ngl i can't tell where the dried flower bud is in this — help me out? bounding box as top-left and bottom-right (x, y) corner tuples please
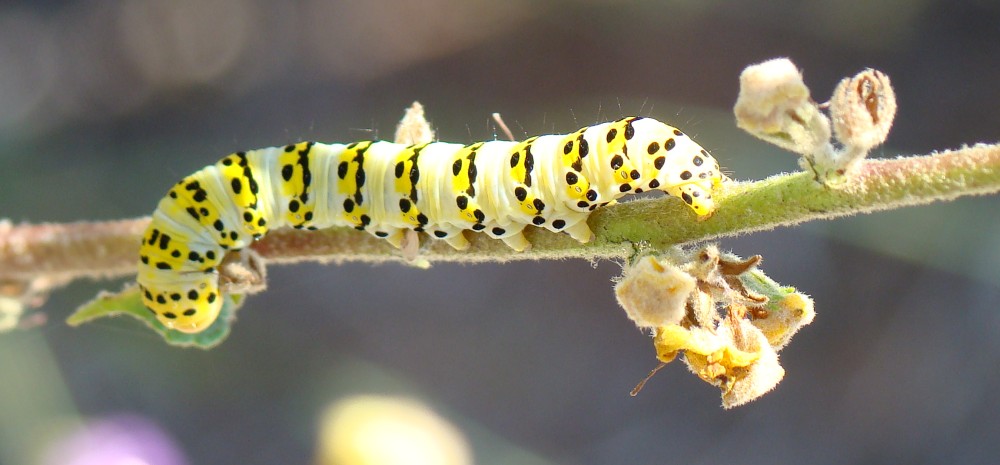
(734, 58), (810, 135)
(680, 244), (721, 282)
(394, 101), (436, 146)
(830, 69), (896, 153)
(734, 58), (833, 157)
(717, 319), (785, 409)
(739, 268), (816, 350)
(624, 245), (812, 407)
(751, 292), (815, 350)
(615, 256), (696, 328)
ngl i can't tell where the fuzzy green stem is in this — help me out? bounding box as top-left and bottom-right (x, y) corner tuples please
(1, 143), (998, 283)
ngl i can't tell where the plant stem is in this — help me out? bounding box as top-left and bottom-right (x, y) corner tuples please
(2, 142), (998, 285)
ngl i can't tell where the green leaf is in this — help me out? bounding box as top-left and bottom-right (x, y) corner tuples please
(739, 269), (798, 310)
(67, 286), (244, 349)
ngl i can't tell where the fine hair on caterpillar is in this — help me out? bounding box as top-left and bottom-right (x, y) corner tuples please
(137, 115), (723, 333)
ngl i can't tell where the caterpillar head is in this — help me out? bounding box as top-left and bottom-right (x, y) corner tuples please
(632, 119), (723, 217)
(138, 272), (223, 333)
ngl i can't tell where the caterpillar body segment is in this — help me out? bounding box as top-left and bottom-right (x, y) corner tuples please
(138, 116), (723, 333)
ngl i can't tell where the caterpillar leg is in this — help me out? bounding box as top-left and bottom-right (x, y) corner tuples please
(444, 232), (471, 250)
(500, 230), (531, 252)
(563, 221), (594, 243)
(400, 230), (421, 261)
(377, 229), (407, 249)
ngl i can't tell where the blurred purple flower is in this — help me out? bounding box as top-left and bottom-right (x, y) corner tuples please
(41, 414), (189, 465)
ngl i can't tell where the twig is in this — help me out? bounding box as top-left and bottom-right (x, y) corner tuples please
(2, 142), (998, 285)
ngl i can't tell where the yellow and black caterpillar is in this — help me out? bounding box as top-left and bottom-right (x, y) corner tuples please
(138, 116), (722, 333)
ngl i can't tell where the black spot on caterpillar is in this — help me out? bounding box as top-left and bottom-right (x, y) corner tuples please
(138, 116), (722, 333)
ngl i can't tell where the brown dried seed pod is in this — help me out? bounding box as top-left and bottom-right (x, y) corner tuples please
(830, 69), (897, 151)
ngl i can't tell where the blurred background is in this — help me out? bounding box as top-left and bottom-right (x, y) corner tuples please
(1, 0), (999, 463)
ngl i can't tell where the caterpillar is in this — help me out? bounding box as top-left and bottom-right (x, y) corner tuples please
(137, 116), (723, 333)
